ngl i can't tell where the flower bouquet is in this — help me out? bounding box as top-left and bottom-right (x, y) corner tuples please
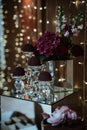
(35, 31), (84, 62)
(35, 31), (71, 62)
(34, 6), (84, 62)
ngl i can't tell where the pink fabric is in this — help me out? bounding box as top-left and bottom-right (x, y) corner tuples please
(42, 106), (77, 126)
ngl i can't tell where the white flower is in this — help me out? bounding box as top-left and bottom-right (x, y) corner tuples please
(61, 24), (66, 30)
(78, 24), (83, 30)
(62, 15), (67, 22)
(64, 31), (70, 37)
(71, 28), (77, 33)
(56, 27), (61, 33)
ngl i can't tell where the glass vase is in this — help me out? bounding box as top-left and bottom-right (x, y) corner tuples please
(45, 60), (74, 92)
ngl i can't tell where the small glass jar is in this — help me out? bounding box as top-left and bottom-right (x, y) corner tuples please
(12, 76), (26, 98)
(38, 80), (54, 104)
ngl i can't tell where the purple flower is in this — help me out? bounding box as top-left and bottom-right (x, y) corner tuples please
(36, 31), (60, 57)
(62, 24), (73, 37)
(35, 31), (84, 60)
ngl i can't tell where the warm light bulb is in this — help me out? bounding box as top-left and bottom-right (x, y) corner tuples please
(15, 42), (19, 46)
(53, 20), (56, 24)
(79, 96), (82, 100)
(33, 28), (37, 32)
(27, 36), (30, 40)
(84, 81), (87, 85)
(58, 78), (66, 82)
(46, 21), (49, 24)
(4, 11), (8, 14)
(18, 0), (21, 3)
(39, 19), (42, 23)
(82, 1), (85, 3)
(28, 16), (32, 19)
(21, 29), (25, 33)
(74, 84), (79, 88)
(39, 32), (42, 36)
(24, 5), (27, 9)
(15, 54), (20, 58)
(17, 48), (21, 53)
(20, 37), (23, 41)
(44, 6), (47, 9)
(80, 42), (84, 45)
(6, 30), (10, 33)
(21, 55), (25, 59)
(33, 16), (36, 20)
(34, 6), (37, 10)
(4, 35), (8, 38)
(55, 68), (58, 71)
(20, 33), (23, 36)
(8, 67), (11, 70)
(78, 62), (84, 65)
(39, 7), (43, 10)
(60, 64), (65, 67)
(19, 14), (23, 18)
(5, 49), (9, 53)
(27, 5), (30, 8)
(19, 42), (22, 46)
(26, 26), (30, 29)
(14, 6), (17, 9)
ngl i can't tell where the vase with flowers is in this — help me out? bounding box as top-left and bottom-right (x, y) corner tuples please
(34, 6), (84, 92)
(35, 6), (84, 62)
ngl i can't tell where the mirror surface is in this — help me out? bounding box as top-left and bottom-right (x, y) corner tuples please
(0, 0), (87, 103)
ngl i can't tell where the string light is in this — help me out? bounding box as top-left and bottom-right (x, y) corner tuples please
(33, 28), (37, 32)
(39, 19), (42, 23)
(60, 64), (65, 68)
(0, 0), (6, 88)
(78, 62), (84, 65)
(34, 6), (37, 10)
(74, 84), (79, 88)
(27, 36), (30, 40)
(21, 55), (25, 59)
(39, 32), (42, 36)
(83, 81), (87, 85)
(39, 7), (43, 10)
(58, 78), (66, 82)
(44, 6), (47, 9)
(5, 49), (10, 53)
(46, 20), (49, 24)
(18, 0), (21, 3)
(55, 68), (58, 71)
(80, 42), (84, 45)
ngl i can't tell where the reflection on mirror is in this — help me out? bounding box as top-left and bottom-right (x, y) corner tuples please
(0, 0), (87, 104)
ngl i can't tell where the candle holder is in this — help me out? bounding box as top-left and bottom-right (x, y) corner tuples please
(26, 65), (41, 101)
(11, 75), (26, 98)
(38, 81), (54, 104)
(11, 65), (26, 98)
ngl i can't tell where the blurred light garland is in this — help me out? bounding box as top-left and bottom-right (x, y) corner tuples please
(0, 0), (6, 88)
(2, 0), (47, 85)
